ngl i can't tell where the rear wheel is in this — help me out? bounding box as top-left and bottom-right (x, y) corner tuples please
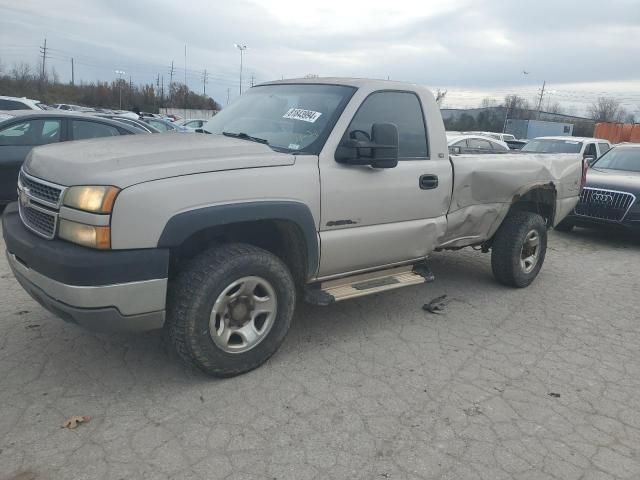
(491, 211), (547, 288)
(166, 243), (296, 377)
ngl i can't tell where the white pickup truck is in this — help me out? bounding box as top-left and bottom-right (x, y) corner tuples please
(3, 78), (584, 377)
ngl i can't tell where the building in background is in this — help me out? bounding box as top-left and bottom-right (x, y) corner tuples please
(505, 119), (573, 139)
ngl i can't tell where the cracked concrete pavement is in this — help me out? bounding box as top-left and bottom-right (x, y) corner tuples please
(1, 223), (639, 480)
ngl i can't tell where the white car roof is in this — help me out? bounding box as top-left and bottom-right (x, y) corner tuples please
(447, 133), (509, 148)
(534, 136), (610, 143)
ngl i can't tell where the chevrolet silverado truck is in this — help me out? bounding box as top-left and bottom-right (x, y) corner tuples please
(2, 78), (584, 377)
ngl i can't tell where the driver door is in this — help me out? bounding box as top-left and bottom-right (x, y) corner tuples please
(318, 90), (450, 278)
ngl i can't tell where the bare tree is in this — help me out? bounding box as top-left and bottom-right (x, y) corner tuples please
(503, 94), (530, 119)
(547, 102), (565, 114)
(480, 97), (497, 108)
(587, 97), (626, 122)
(11, 62), (33, 83)
(435, 89), (447, 107)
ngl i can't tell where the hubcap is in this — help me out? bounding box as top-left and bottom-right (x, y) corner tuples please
(209, 276), (277, 354)
(520, 229), (540, 274)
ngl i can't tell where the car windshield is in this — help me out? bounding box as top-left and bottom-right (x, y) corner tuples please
(202, 84), (356, 154)
(503, 134), (516, 141)
(521, 139), (583, 153)
(592, 147), (640, 173)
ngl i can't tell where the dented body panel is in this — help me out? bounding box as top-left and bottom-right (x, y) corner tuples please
(440, 153), (583, 247)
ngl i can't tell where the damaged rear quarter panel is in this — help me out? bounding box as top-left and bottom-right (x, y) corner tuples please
(439, 153), (582, 247)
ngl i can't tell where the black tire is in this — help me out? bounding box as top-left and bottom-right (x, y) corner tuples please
(491, 211), (547, 288)
(166, 243), (296, 377)
(554, 220), (574, 233)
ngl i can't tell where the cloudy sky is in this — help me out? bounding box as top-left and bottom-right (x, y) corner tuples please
(1, 0), (639, 115)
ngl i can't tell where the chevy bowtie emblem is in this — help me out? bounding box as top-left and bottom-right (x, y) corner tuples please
(19, 188), (31, 208)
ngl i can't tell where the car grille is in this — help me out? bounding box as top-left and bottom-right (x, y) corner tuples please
(19, 171), (63, 206)
(574, 187), (636, 222)
(17, 171), (65, 239)
(19, 203), (57, 239)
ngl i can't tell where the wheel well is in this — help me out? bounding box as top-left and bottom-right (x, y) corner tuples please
(508, 185), (557, 227)
(168, 220), (308, 287)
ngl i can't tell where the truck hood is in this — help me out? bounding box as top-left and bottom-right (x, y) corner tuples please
(24, 133), (296, 188)
(587, 168), (640, 194)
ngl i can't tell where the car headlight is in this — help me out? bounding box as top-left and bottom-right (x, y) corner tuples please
(58, 219), (111, 249)
(63, 186), (120, 213)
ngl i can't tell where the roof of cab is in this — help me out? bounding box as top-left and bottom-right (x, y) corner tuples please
(258, 76), (425, 91)
(534, 136), (610, 143)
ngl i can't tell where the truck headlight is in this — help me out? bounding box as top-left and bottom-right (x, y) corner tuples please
(58, 219), (111, 249)
(63, 186), (120, 213)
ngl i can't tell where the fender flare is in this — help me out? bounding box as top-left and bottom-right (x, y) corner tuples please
(157, 201), (319, 277)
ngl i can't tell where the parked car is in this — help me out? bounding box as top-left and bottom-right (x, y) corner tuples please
(178, 119), (207, 130)
(141, 117), (186, 132)
(521, 136), (611, 164)
(557, 144), (640, 233)
(0, 96), (47, 111)
(52, 104), (95, 112)
(0, 110), (144, 205)
(505, 139), (528, 150)
(468, 131), (517, 143)
(94, 114), (161, 133)
(447, 133), (510, 154)
(2, 78), (584, 377)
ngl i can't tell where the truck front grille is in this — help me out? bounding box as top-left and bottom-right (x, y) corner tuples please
(17, 170), (65, 240)
(19, 203), (57, 239)
(574, 187), (636, 222)
(18, 171), (63, 206)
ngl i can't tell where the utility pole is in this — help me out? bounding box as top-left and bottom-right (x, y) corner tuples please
(250, 73), (255, 88)
(184, 44), (187, 119)
(234, 44), (247, 95)
(226, 88), (230, 105)
(115, 70), (125, 110)
(202, 69), (208, 95)
(161, 75), (164, 107)
(536, 80), (546, 119)
(168, 61), (175, 105)
(70, 58), (74, 86)
(39, 38), (48, 82)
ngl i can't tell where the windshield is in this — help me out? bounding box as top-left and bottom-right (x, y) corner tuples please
(202, 84), (356, 154)
(521, 138), (583, 153)
(503, 134), (516, 141)
(592, 147), (640, 173)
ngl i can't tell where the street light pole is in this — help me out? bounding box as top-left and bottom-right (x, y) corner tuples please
(234, 44), (247, 95)
(115, 70), (126, 110)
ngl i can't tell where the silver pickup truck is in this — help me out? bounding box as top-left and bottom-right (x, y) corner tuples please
(2, 78), (584, 377)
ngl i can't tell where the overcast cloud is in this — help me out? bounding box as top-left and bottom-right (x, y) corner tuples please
(1, 0), (639, 114)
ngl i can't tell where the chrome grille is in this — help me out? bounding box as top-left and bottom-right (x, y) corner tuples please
(574, 188), (636, 222)
(19, 203), (57, 239)
(18, 171), (63, 206)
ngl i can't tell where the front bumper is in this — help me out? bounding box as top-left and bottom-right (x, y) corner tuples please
(565, 211), (640, 233)
(3, 203), (169, 332)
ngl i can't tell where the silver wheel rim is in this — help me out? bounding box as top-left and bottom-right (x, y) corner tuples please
(209, 276), (278, 354)
(520, 229), (540, 274)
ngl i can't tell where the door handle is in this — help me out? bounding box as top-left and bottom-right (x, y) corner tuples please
(419, 174), (439, 190)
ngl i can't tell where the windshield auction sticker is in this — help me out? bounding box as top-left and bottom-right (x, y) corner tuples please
(283, 108), (322, 123)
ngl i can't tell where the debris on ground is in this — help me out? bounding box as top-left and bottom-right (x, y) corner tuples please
(548, 392), (561, 398)
(62, 416), (91, 429)
(422, 295), (450, 314)
(15, 310), (30, 316)
(25, 324), (40, 329)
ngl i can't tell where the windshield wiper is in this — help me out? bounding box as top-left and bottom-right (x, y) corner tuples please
(222, 131), (269, 145)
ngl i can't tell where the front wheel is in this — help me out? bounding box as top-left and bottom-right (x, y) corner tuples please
(166, 244), (296, 377)
(491, 211), (548, 288)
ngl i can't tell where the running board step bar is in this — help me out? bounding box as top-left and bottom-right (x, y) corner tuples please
(304, 263), (435, 306)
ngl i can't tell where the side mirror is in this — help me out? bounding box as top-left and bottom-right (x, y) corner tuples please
(335, 123), (399, 168)
(583, 155), (596, 166)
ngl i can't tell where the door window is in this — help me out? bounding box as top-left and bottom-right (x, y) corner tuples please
(346, 91), (429, 159)
(71, 120), (120, 140)
(0, 119), (61, 146)
(0, 99), (27, 110)
(598, 143), (610, 154)
(467, 138), (493, 150)
(490, 140), (509, 152)
(584, 143), (597, 157)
